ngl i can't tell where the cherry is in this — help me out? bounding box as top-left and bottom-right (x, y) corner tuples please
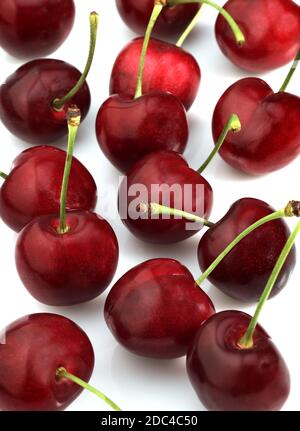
(215, 0), (300, 72)
(105, 258), (215, 359)
(0, 0), (75, 59)
(0, 146), (97, 232)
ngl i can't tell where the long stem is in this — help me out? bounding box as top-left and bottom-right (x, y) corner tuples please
(56, 367), (122, 411)
(279, 50), (300, 92)
(176, 7), (203, 47)
(53, 12), (99, 111)
(134, 1), (165, 99)
(239, 219), (300, 349)
(0, 171), (8, 180)
(58, 106), (81, 234)
(198, 113), (241, 174)
(168, 0), (245, 45)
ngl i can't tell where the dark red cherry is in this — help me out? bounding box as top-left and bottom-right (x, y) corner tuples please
(0, 313), (94, 411)
(118, 150), (213, 244)
(96, 92), (188, 173)
(0, 59), (90, 144)
(187, 311), (290, 411)
(212, 77), (300, 175)
(215, 0), (300, 72)
(0, 0), (75, 58)
(15, 211), (119, 306)
(115, 0), (200, 38)
(0, 146), (97, 232)
(105, 258), (215, 359)
(198, 198), (296, 302)
(110, 37), (200, 111)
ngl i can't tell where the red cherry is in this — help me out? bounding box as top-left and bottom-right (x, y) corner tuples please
(105, 258), (215, 359)
(187, 311), (290, 411)
(109, 37), (200, 111)
(0, 313), (94, 411)
(0, 0), (75, 58)
(215, 0), (300, 72)
(96, 92), (188, 173)
(0, 146), (97, 232)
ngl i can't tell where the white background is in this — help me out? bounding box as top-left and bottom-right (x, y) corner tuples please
(0, 0), (299, 411)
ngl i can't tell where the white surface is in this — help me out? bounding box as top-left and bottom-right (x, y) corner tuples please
(0, 0), (300, 412)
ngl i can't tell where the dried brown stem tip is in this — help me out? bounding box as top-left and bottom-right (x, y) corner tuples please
(67, 105), (81, 127)
(156, 0), (167, 6)
(285, 200), (300, 217)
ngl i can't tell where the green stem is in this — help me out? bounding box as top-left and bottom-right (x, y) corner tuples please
(279, 50), (300, 93)
(168, 0), (245, 45)
(198, 113), (241, 174)
(56, 367), (122, 411)
(58, 106), (81, 234)
(53, 12), (99, 111)
(239, 218), (300, 349)
(176, 7), (203, 47)
(0, 171), (8, 180)
(134, 2), (164, 99)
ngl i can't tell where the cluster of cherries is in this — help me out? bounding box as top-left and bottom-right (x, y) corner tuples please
(0, 0), (300, 412)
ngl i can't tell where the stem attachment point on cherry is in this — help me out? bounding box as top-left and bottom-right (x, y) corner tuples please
(0, 171), (8, 180)
(176, 7), (203, 47)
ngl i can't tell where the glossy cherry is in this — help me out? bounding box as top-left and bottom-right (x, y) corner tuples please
(0, 146), (97, 232)
(0, 0), (75, 58)
(110, 37), (200, 111)
(105, 258), (215, 359)
(198, 198), (296, 302)
(215, 0), (300, 72)
(0, 313), (94, 411)
(118, 150), (213, 243)
(187, 311), (290, 411)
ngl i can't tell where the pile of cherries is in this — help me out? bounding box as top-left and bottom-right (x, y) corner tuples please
(0, 0), (300, 412)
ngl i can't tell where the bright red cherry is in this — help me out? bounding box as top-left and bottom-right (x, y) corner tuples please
(0, 0), (75, 58)
(215, 0), (300, 72)
(187, 311), (290, 411)
(105, 258), (215, 359)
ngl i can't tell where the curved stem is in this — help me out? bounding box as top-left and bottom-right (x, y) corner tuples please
(53, 12), (99, 111)
(176, 7), (203, 47)
(279, 50), (300, 93)
(198, 113), (241, 174)
(168, 0), (245, 45)
(56, 367), (121, 411)
(0, 171), (8, 180)
(239, 218), (300, 349)
(58, 106), (81, 234)
(134, 2), (164, 99)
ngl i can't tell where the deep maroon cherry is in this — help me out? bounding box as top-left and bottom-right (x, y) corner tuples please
(105, 258), (215, 359)
(187, 311), (290, 411)
(96, 92), (188, 173)
(110, 37), (200, 111)
(198, 198), (296, 302)
(0, 0), (75, 58)
(215, 0), (300, 72)
(0, 146), (97, 232)
(0, 313), (94, 411)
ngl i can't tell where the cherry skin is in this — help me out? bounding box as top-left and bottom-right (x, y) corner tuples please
(115, 0), (200, 38)
(0, 0), (75, 59)
(212, 77), (300, 175)
(215, 0), (300, 72)
(0, 59), (91, 144)
(0, 313), (94, 411)
(110, 37), (200, 111)
(96, 92), (188, 174)
(105, 258), (215, 359)
(0, 146), (97, 232)
(15, 211), (119, 306)
(187, 311), (290, 411)
(118, 150), (213, 244)
(198, 198), (296, 302)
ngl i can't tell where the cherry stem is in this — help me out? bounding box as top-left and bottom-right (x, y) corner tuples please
(56, 367), (122, 411)
(176, 7), (203, 47)
(195, 200), (300, 286)
(134, 1), (164, 99)
(239, 218), (300, 349)
(58, 106), (81, 234)
(279, 49), (300, 93)
(139, 202), (214, 227)
(0, 171), (8, 180)
(198, 113), (241, 174)
(168, 0), (245, 45)
(53, 12), (99, 111)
